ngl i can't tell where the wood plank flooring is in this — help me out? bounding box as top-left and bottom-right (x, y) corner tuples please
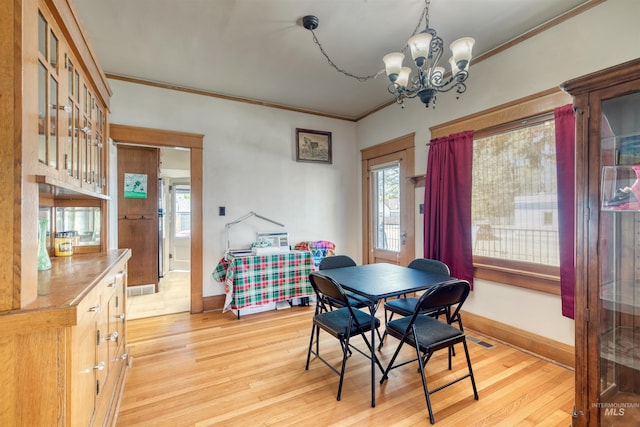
(117, 306), (574, 426)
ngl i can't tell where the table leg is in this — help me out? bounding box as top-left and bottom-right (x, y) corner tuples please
(370, 301), (376, 407)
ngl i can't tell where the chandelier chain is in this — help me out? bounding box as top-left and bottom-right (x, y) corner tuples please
(308, 29), (382, 82)
(307, 0), (431, 82)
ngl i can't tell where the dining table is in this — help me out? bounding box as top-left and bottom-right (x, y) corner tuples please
(314, 262), (455, 407)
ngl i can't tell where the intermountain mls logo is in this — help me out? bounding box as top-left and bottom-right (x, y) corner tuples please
(593, 402), (640, 416)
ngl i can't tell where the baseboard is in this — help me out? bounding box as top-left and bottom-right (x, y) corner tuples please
(203, 294), (225, 312)
(461, 310), (575, 369)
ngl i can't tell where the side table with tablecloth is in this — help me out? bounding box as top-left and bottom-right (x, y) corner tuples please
(212, 250), (314, 316)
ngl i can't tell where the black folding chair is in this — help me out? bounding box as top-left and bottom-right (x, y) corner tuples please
(318, 255), (369, 309)
(318, 255), (382, 342)
(379, 258), (451, 349)
(305, 272), (385, 401)
(380, 280), (478, 424)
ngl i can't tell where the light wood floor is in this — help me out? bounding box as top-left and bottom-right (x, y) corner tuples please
(117, 306), (575, 426)
(127, 270), (191, 319)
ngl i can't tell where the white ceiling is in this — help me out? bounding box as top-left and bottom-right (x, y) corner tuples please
(73, 0), (591, 120)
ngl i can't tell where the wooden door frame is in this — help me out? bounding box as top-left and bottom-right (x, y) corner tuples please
(361, 133), (415, 265)
(110, 124), (204, 313)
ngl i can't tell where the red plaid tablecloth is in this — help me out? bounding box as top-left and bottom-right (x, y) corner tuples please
(212, 250), (314, 312)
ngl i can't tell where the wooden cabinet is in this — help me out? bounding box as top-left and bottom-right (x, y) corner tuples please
(0, 250), (131, 426)
(0, 0), (129, 424)
(36, 0), (108, 197)
(563, 58), (640, 426)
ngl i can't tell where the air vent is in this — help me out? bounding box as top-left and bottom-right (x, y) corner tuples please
(127, 284), (155, 297)
(467, 335), (495, 349)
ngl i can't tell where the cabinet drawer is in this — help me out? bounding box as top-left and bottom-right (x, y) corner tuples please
(71, 285), (101, 426)
(95, 263), (127, 398)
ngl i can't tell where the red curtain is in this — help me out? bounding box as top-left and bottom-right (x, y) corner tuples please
(424, 130), (474, 287)
(555, 104), (576, 319)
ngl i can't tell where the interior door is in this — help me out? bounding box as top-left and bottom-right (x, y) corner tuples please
(362, 135), (415, 265)
(117, 145), (159, 288)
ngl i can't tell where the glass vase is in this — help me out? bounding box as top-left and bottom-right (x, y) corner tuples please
(37, 219), (52, 271)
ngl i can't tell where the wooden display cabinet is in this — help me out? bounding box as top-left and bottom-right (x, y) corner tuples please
(0, 0), (131, 425)
(35, 0), (108, 197)
(563, 58), (640, 426)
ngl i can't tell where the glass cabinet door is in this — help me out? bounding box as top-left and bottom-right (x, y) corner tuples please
(598, 91), (640, 425)
(37, 9), (60, 169)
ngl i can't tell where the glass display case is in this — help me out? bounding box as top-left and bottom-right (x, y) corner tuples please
(597, 92), (640, 425)
(563, 59), (640, 426)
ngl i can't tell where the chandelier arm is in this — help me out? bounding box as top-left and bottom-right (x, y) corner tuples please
(429, 70), (470, 92)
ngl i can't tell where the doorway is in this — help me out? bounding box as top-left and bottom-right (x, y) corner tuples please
(361, 134), (416, 265)
(110, 124), (204, 314)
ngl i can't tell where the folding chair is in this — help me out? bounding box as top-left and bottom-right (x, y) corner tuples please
(318, 255), (382, 342)
(379, 258), (451, 349)
(380, 280), (478, 424)
(305, 272), (384, 401)
(318, 255), (368, 309)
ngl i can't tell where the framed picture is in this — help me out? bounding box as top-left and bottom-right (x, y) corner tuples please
(123, 173), (148, 198)
(296, 128), (332, 164)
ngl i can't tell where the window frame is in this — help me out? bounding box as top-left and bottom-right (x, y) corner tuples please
(429, 88), (572, 295)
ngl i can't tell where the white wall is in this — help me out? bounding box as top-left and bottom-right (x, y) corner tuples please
(107, 82), (359, 297)
(356, 0), (640, 345)
(108, 0), (640, 346)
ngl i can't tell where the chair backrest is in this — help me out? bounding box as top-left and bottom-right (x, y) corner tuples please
(407, 258), (450, 276)
(318, 255), (357, 270)
(414, 280), (470, 325)
(309, 272), (349, 306)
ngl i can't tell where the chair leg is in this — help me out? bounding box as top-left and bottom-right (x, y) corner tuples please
(378, 330), (386, 351)
(306, 323), (317, 370)
(439, 307), (456, 359)
(380, 339), (405, 384)
(462, 339), (479, 400)
(377, 311), (396, 350)
(336, 335), (351, 401)
(415, 343), (435, 424)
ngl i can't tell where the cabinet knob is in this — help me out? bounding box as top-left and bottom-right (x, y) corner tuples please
(109, 273), (123, 288)
(106, 331), (119, 343)
(109, 271), (124, 288)
(115, 313), (126, 321)
(89, 305), (101, 313)
(93, 362), (105, 371)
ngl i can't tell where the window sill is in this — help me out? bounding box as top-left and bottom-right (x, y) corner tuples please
(473, 261), (560, 295)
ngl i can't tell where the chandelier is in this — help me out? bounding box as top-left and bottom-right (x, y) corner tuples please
(302, 0), (475, 109)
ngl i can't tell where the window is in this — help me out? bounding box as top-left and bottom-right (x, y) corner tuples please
(174, 184), (191, 238)
(472, 115), (559, 267)
(429, 89), (570, 294)
(373, 162), (401, 252)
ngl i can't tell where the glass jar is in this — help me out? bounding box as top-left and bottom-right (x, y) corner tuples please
(54, 232), (73, 257)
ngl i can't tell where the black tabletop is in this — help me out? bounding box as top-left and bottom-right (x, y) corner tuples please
(314, 263), (454, 301)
